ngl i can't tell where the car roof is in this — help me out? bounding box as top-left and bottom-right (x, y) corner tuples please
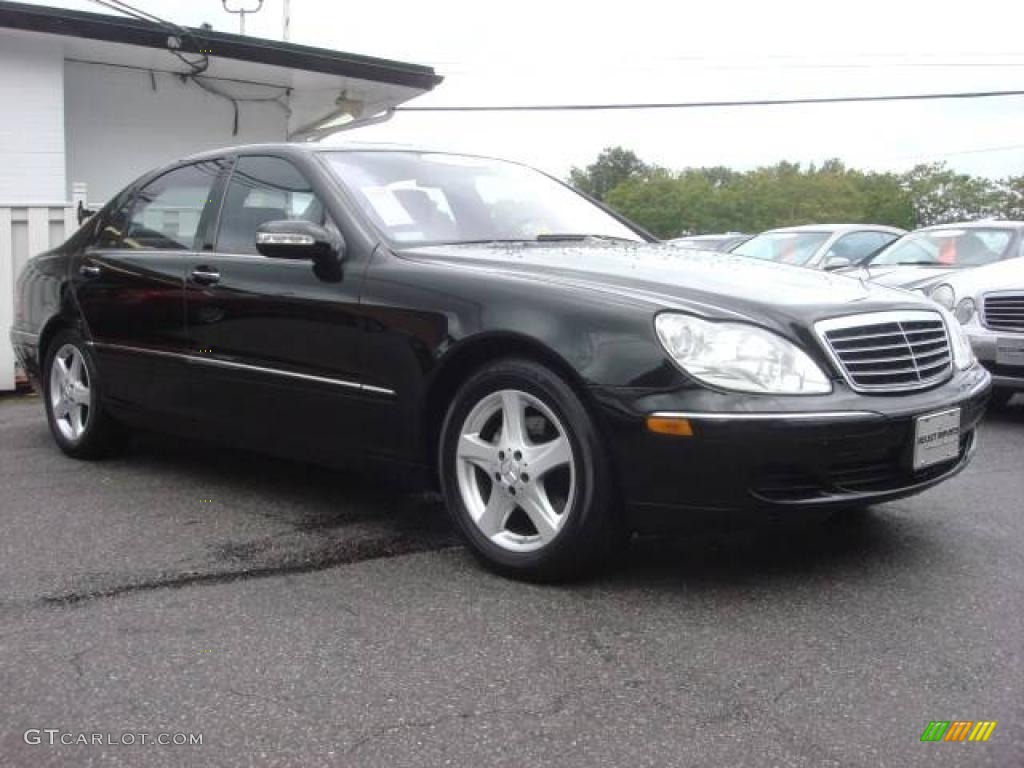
(760, 223), (906, 235)
(917, 220), (1024, 231)
(167, 141), (509, 167)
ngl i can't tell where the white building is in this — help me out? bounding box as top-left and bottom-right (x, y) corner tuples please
(0, 0), (440, 389)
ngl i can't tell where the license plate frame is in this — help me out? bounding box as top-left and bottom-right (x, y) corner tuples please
(912, 408), (961, 472)
(996, 337), (1024, 367)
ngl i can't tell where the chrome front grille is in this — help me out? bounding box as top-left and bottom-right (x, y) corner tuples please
(983, 292), (1024, 332)
(816, 311), (952, 392)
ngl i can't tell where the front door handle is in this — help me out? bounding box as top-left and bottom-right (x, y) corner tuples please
(190, 266), (221, 286)
(80, 264), (101, 279)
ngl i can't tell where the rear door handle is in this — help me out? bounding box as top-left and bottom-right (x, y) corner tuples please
(190, 266), (221, 286)
(80, 264), (101, 278)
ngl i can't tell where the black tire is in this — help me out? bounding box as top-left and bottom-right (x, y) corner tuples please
(439, 358), (622, 582)
(989, 389), (1016, 410)
(42, 329), (122, 459)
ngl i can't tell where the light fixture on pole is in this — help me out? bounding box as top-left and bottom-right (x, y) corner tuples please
(222, 0), (264, 35)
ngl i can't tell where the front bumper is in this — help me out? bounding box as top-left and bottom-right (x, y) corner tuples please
(967, 326), (1024, 391)
(594, 364), (991, 519)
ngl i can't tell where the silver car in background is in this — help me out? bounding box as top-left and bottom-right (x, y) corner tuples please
(731, 224), (905, 270)
(927, 257), (1024, 408)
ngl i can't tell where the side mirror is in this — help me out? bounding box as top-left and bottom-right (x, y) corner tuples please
(255, 220), (344, 264)
(823, 254), (852, 271)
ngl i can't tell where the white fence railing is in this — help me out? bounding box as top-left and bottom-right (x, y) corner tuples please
(1, 203), (78, 390)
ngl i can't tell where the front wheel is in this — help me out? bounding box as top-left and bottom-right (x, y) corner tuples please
(439, 358), (622, 581)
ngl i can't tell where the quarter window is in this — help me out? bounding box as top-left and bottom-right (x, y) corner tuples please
(93, 195), (133, 249)
(123, 162), (224, 250)
(216, 156), (327, 255)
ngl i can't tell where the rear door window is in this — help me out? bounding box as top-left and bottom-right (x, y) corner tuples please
(122, 162), (224, 250)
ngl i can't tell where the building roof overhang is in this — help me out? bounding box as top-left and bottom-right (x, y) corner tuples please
(0, 0), (443, 138)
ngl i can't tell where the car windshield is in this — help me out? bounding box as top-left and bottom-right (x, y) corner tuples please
(869, 228), (1014, 267)
(731, 231), (830, 265)
(322, 150), (645, 246)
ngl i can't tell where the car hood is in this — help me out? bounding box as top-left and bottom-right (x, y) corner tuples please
(934, 257), (1024, 299)
(843, 264), (962, 290)
(399, 242), (928, 326)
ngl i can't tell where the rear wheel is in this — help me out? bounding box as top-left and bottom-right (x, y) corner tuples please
(43, 330), (121, 458)
(439, 358), (621, 581)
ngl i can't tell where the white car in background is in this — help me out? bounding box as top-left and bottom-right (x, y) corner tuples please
(928, 257), (1024, 408)
(852, 221), (1024, 292)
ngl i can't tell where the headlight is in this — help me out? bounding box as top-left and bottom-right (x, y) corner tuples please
(654, 313), (832, 394)
(937, 306), (975, 370)
(954, 297), (976, 325)
(930, 283), (954, 309)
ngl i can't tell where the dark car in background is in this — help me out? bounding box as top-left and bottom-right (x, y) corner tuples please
(667, 233), (751, 252)
(847, 221), (1024, 292)
(10, 145), (990, 580)
(731, 224), (905, 270)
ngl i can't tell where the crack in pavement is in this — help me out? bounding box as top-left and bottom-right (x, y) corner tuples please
(38, 537), (460, 608)
(344, 693), (570, 756)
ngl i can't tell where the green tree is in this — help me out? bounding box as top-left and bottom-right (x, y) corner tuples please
(569, 146), (649, 201)
(575, 148), (1016, 238)
(903, 163), (1005, 226)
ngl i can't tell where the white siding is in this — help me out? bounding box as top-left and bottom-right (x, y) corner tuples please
(65, 60), (289, 206)
(1, 205), (78, 390)
(0, 37), (66, 202)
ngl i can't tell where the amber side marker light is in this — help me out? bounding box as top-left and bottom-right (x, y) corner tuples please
(646, 416), (693, 436)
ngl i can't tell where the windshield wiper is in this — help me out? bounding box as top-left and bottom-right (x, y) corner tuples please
(432, 238), (535, 246)
(432, 234), (641, 246)
(890, 261), (949, 266)
(534, 233), (639, 243)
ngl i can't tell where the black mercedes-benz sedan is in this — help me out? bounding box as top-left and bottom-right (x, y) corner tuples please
(10, 144), (991, 580)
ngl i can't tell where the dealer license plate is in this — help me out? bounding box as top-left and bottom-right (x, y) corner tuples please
(912, 408), (961, 472)
(996, 337), (1024, 367)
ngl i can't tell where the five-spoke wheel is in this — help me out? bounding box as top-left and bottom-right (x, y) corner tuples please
(43, 330), (120, 458)
(440, 358), (620, 581)
(48, 343), (92, 442)
(455, 389), (576, 552)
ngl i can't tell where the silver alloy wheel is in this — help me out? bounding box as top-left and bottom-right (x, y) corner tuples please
(49, 343), (92, 442)
(455, 389), (576, 552)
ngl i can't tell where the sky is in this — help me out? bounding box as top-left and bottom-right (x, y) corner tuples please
(24, 0), (1024, 180)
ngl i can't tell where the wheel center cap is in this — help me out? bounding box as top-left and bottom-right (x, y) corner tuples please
(499, 457), (521, 486)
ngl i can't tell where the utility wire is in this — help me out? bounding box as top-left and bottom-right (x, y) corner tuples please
(86, 0), (291, 134)
(879, 143), (1024, 164)
(396, 89), (1024, 112)
(88, 0), (209, 74)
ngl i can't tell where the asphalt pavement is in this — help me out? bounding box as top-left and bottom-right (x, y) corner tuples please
(1, 392), (1021, 767)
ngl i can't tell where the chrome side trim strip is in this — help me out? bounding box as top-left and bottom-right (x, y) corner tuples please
(650, 410), (877, 422)
(10, 329), (41, 342)
(87, 341), (396, 397)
